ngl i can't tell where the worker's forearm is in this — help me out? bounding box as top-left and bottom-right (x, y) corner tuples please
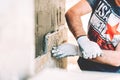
(65, 0), (92, 38)
(65, 9), (86, 39)
(92, 50), (120, 67)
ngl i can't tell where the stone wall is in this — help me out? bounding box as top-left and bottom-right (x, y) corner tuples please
(35, 0), (66, 56)
(35, 0), (68, 72)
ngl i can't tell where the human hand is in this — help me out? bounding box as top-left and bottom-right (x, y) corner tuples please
(51, 43), (82, 59)
(77, 36), (103, 59)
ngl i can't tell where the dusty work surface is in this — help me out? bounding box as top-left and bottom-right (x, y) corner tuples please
(29, 68), (120, 80)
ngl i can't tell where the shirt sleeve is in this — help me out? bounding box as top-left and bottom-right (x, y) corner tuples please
(86, 0), (100, 11)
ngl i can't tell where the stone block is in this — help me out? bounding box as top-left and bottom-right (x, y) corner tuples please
(35, 0), (39, 12)
(44, 26), (68, 53)
(51, 3), (58, 30)
(39, 0), (51, 12)
(38, 11), (51, 28)
(44, 26), (68, 68)
(59, 0), (66, 25)
(35, 26), (68, 72)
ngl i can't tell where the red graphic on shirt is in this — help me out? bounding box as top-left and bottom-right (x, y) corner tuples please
(88, 26), (115, 50)
(105, 23), (120, 41)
